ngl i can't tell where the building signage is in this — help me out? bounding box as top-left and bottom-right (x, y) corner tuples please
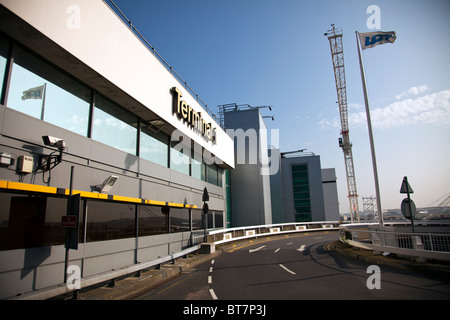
(61, 215), (77, 228)
(171, 87), (216, 143)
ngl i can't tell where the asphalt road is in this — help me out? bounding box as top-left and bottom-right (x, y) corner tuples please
(135, 231), (450, 300)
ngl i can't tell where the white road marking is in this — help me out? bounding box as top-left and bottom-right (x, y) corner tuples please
(297, 245), (306, 252)
(209, 288), (218, 300)
(286, 242), (293, 246)
(208, 276), (212, 284)
(274, 248), (280, 253)
(279, 264), (296, 275)
(249, 245), (266, 253)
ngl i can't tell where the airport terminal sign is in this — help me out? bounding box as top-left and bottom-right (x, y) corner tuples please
(171, 87), (216, 143)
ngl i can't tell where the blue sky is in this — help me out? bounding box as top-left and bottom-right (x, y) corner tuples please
(110, 0), (450, 213)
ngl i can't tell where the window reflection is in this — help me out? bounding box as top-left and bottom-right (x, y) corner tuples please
(140, 123), (169, 167)
(0, 35), (8, 101)
(92, 95), (137, 154)
(8, 46), (90, 136)
(170, 208), (190, 233)
(86, 200), (136, 242)
(138, 205), (168, 236)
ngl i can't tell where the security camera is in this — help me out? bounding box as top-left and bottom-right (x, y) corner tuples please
(42, 136), (67, 149)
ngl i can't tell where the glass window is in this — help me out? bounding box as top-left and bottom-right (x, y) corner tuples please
(170, 207), (190, 233)
(140, 123), (169, 167)
(8, 46), (90, 136)
(0, 193), (69, 250)
(138, 205), (168, 236)
(0, 36), (9, 102)
(86, 200), (136, 242)
(215, 211), (224, 228)
(191, 209), (203, 230)
(291, 164), (311, 222)
(191, 149), (204, 180)
(92, 95), (137, 154)
(206, 164), (218, 185)
(170, 138), (190, 176)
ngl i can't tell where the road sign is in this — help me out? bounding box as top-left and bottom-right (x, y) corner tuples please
(202, 187), (209, 202)
(61, 215), (77, 228)
(401, 198), (416, 220)
(400, 176), (414, 194)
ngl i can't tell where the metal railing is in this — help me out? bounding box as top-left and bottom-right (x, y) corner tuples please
(340, 223), (450, 262)
(207, 221), (340, 245)
(103, 0), (221, 125)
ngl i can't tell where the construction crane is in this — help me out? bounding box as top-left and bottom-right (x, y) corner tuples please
(324, 25), (360, 222)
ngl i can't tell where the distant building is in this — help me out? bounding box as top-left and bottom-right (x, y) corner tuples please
(222, 106), (272, 227)
(270, 150), (340, 223)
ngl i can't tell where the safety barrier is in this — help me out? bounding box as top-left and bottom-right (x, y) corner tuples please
(207, 221), (340, 245)
(340, 223), (450, 263)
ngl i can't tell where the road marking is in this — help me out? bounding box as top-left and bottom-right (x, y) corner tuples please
(279, 264), (296, 275)
(297, 245), (305, 252)
(274, 248), (280, 253)
(208, 260), (218, 300)
(209, 288), (218, 300)
(286, 242), (293, 246)
(249, 245), (266, 253)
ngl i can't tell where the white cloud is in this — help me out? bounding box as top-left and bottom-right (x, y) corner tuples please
(395, 84), (429, 100)
(319, 89), (450, 131)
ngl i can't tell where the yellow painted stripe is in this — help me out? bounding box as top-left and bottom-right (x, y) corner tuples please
(7, 181), (57, 194)
(0, 180), (8, 189)
(0, 180), (197, 208)
(168, 202), (184, 208)
(113, 195), (142, 204)
(147, 199), (166, 206)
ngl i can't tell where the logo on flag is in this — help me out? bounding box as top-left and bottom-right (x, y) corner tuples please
(359, 31), (396, 50)
(21, 85), (45, 100)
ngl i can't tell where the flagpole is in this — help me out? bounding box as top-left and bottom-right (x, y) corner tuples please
(356, 31), (383, 226)
(40, 83), (47, 120)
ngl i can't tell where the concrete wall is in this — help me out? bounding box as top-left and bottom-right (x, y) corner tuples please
(322, 168), (340, 221)
(224, 109), (272, 227)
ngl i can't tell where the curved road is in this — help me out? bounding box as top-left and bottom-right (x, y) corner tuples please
(136, 231), (450, 300)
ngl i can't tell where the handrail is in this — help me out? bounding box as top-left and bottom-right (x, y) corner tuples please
(339, 223), (450, 262)
(103, 0), (221, 126)
(207, 221), (341, 245)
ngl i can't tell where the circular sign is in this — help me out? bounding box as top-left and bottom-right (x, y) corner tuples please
(401, 198), (416, 220)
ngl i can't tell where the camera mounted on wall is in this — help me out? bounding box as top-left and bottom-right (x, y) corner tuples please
(39, 135), (67, 171)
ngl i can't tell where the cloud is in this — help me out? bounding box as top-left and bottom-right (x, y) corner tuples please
(319, 89), (450, 131)
(395, 84), (429, 100)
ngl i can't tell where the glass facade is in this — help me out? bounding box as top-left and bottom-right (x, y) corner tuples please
(140, 122), (169, 167)
(0, 38), (223, 186)
(0, 191), (224, 250)
(291, 164), (312, 222)
(92, 94), (137, 155)
(8, 46), (91, 136)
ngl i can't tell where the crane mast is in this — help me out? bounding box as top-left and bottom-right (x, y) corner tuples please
(325, 25), (360, 222)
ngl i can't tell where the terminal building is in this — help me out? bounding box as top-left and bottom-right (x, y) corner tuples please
(0, 0), (339, 299)
(0, 0), (233, 299)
